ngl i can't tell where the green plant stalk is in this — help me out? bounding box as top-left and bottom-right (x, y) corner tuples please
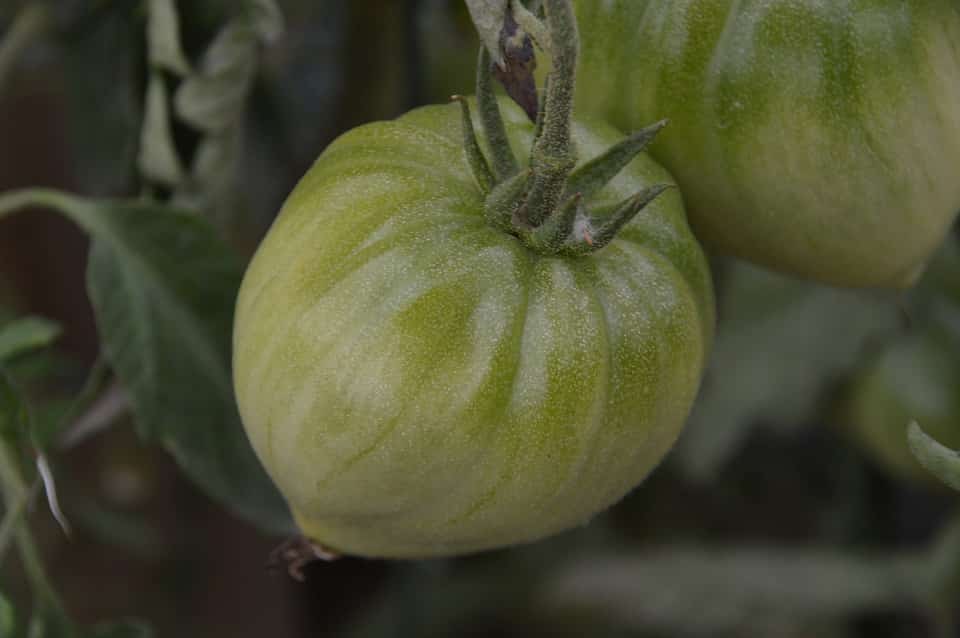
(463, 0), (669, 257)
(0, 441), (64, 614)
(0, 3), (51, 95)
(0, 189), (111, 240)
(522, 0), (578, 228)
(476, 46), (519, 181)
(0, 481), (31, 565)
(927, 513), (960, 609)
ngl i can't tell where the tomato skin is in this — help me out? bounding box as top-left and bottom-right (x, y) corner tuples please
(232, 99), (714, 558)
(573, 0), (960, 288)
(842, 332), (960, 485)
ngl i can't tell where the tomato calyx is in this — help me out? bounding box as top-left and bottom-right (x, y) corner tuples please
(457, 0), (672, 257)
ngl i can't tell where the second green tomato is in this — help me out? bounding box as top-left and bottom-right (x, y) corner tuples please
(573, 0), (960, 288)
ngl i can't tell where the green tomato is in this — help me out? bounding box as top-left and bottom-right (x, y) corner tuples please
(232, 99), (714, 558)
(842, 331), (960, 485)
(573, 0), (960, 288)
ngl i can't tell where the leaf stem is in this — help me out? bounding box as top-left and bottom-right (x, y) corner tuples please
(908, 422), (960, 491)
(0, 441), (64, 612)
(0, 474), (33, 567)
(0, 188), (112, 245)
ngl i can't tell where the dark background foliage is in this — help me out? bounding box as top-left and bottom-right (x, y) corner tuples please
(1, 1), (958, 636)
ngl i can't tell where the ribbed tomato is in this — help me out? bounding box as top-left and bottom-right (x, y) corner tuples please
(574, 0), (960, 288)
(232, 98), (714, 558)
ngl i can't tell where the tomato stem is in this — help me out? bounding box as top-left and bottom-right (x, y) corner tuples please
(532, 73), (549, 144)
(477, 47), (519, 181)
(522, 0), (578, 228)
(486, 169), (532, 233)
(462, 0), (670, 257)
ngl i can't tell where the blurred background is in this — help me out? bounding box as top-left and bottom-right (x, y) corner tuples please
(1, 1), (959, 636)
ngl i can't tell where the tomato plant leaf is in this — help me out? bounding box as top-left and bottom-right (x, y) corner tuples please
(246, 0), (284, 43)
(0, 369), (28, 443)
(176, 131), (242, 216)
(0, 189), (292, 533)
(544, 547), (925, 636)
(908, 422), (960, 492)
(165, 0), (282, 222)
(146, 0), (191, 76)
(62, 2), (140, 194)
(676, 261), (900, 481)
(465, 0), (508, 67)
(174, 21), (258, 133)
(0, 593), (14, 638)
(138, 73), (185, 188)
(0, 316), (61, 363)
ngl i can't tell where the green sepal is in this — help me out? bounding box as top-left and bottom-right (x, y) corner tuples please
(485, 169), (532, 233)
(452, 96), (495, 193)
(477, 47), (519, 181)
(563, 184), (673, 256)
(532, 74), (550, 146)
(526, 192), (582, 252)
(565, 120), (668, 199)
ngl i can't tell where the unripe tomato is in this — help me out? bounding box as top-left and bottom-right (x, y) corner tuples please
(842, 332), (960, 485)
(573, 0), (960, 288)
(233, 99), (714, 558)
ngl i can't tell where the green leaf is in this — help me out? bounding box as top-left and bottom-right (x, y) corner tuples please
(543, 547), (924, 637)
(0, 189), (292, 533)
(0, 317), (61, 363)
(138, 73), (185, 187)
(174, 22), (258, 133)
(465, 0), (507, 67)
(840, 329), (960, 484)
(676, 261), (900, 480)
(172, 129), (243, 218)
(0, 369), (27, 441)
(0, 376), (31, 557)
(62, 3), (140, 194)
(908, 422), (960, 491)
(246, 0), (284, 43)
(146, 0), (191, 76)
(0, 592), (14, 637)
